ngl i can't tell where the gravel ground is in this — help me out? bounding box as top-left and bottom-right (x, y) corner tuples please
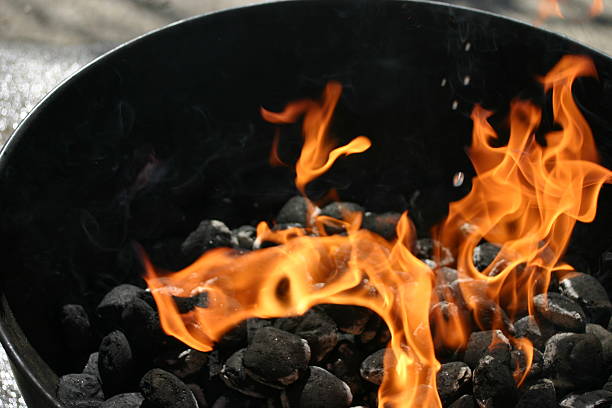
(0, 0), (610, 406)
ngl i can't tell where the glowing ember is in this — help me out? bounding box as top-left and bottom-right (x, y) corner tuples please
(143, 55), (611, 407)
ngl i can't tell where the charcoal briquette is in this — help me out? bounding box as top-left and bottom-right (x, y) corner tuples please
(60, 304), (93, 354)
(97, 284), (145, 326)
(321, 304), (372, 335)
(448, 394), (475, 408)
(559, 390), (612, 408)
(121, 297), (164, 357)
(140, 368), (198, 408)
(98, 330), (135, 396)
(65, 401), (104, 408)
(57, 373), (104, 404)
(173, 292), (209, 314)
(246, 318), (273, 344)
(211, 392), (253, 408)
(468, 296), (515, 333)
(232, 225), (257, 250)
(326, 340), (365, 399)
(435, 267), (458, 284)
(276, 196), (312, 225)
(473, 354), (517, 408)
(169, 348), (208, 379)
(187, 383), (208, 408)
(359, 313), (382, 344)
(284, 366), (352, 408)
(359, 348), (387, 385)
(221, 348), (274, 398)
(511, 348), (543, 382)
(295, 308), (339, 362)
(559, 272), (612, 325)
(533, 292), (587, 333)
(515, 379), (556, 408)
(181, 219), (236, 262)
(101, 392), (145, 408)
(83, 352), (101, 381)
(320, 202), (364, 220)
(463, 330), (511, 369)
(585, 323), (612, 368)
(415, 238), (454, 267)
(436, 361), (472, 406)
(514, 315), (556, 351)
(472, 242), (501, 272)
(360, 212), (401, 240)
(243, 326), (310, 388)
(208, 350), (223, 379)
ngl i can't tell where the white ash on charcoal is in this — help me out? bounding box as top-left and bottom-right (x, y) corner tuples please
(181, 219), (238, 263)
(515, 379), (556, 408)
(320, 304), (373, 335)
(414, 238), (455, 268)
(533, 292), (587, 333)
(448, 394), (475, 408)
(60, 304), (93, 355)
(513, 315), (556, 351)
(98, 330), (136, 396)
(436, 362), (472, 406)
(282, 366), (353, 408)
(57, 373), (104, 405)
(559, 390), (612, 407)
(361, 212), (401, 240)
(221, 348), (276, 398)
(140, 368), (198, 408)
(101, 392), (145, 408)
(242, 326), (311, 389)
(97, 284), (146, 328)
(543, 332), (605, 395)
(559, 272), (612, 325)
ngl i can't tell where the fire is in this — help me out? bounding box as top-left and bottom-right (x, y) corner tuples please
(539, 0), (605, 19)
(143, 55), (611, 407)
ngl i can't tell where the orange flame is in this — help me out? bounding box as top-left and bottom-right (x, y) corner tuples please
(144, 55), (611, 407)
(539, 0), (605, 19)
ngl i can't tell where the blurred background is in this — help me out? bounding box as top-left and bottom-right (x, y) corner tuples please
(0, 0), (610, 406)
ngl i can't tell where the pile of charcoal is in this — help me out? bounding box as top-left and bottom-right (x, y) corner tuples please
(57, 196), (612, 407)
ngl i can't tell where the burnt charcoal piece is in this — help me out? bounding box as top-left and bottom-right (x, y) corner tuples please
(181, 219), (236, 261)
(83, 352), (101, 381)
(284, 366), (352, 408)
(436, 362), (472, 406)
(221, 348), (274, 398)
(101, 393), (145, 408)
(415, 238), (454, 267)
(559, 390), (612, 407)
(514, 316), (556, 351)
(217, 320), (247, 350)
(98, 330), (135, 396)
(169, 349), (209, 379)
(473, 354), (517, 408)
(468, 296), (515, 333)
(604, 374), (612, 392)
(66, 401), (104, 408)
(463, 330), (511, 369)
(295, 308), (339, 362)
(560, 272), (612, 325)
(273, 316), (303, 333)
(121, 297), (164, 357)
(173, 293), (209, 314)
(326, 340), (365, 399)
(208, 350), (223, 379)
(448, 394), (475, 408)
(472, 242), (501, 272)
(321, 305), (372, 335)
(320, 202), (364, 220)
(586, 324), (612, 368)
(97, 284), (145, 326)
(57, 373), (104, 404)
(533, 292), (587, 333)
(140, 368), (198, 408)
(211, 392), (253, 408)
(359, 313), (383, 344)
(511, 348), (544, 381)
(515, 379), (556, 408)
(243, 326), (310, 388)
(435, 267), (458, 284)
(187, 384), (208, 408)
(246, 318), (273, 344)
(277, 196), (312, 225)
(359, 348), (386, 385)
(361, 212), (401, 240)
(233, 225), (257, 250)
(60, 304), (92, 354)
(543, 332), (604, 393)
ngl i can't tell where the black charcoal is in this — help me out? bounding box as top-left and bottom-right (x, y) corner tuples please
(181, 219), (236, 261)
(321, 305), (372, 335)
(604, 373), (612, 393)
(285, 366), (352, 408)
(83, 352), (101, 381)
(233, 225), (257, 250)
(217, 320), (247, 350)
(543, 332), (604, 393)
(473, 242), (501, 272)
(436, 362), (472, 406)
(221, 348), (274, 398)
(359, 314), (382, 344)
(448, 394), (475, 408)
(415, 238), (454, 267)
(57, 373), (104, 404)
(586, 323), (612, 368)
(359, 348), (387, 385)
(473, 354), (517, 408)
(320, 202), (364, 220)
(435, 267), (458, 284)
(559, 390), (612, 407)
(246, 318), (273, 344)
(559, 272), (612, 325)
(97, 284), (145, 325)
(140, 368), (198, 408)
(173, 293), (209, 314)
(511, 348), (543, 381)
(101, 393), (145, 408)
(187, 384), (208, 408)
(170, 349), (208, 379)
(66, 401), (104, 408)
(326, 341), (365, 399)
(211, 392), (252, 408)
(516, 379), (556, 408)
(533, 292), (586, 333)
(277, 196), (311, 225)
(295, 308), (339, 362)
(463, 330), (511, 369)
(98, 330), (135, 396)
(468, 296), (515, 333)
(121, 297), (163, 357)
(60, 304), (92, 353)
(243, 326), (310, 388)
(514, 315), (556, 351)
(361, 212), (401, 240)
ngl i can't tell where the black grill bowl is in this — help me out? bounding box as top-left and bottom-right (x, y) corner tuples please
(1, 1), (611, 406)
